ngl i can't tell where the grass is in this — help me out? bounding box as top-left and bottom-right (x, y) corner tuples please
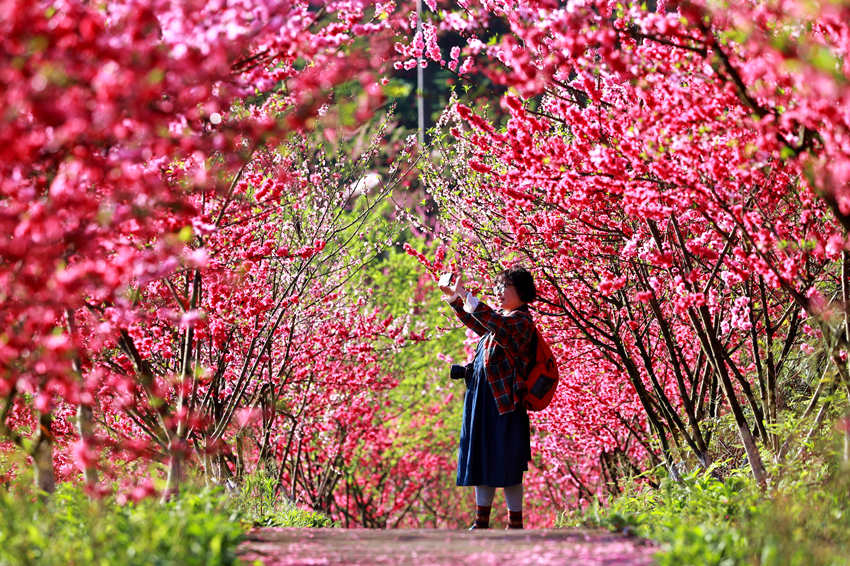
(236, 470), (336, 528)
(0, 470), (334, 566)
(0, 482), (246, 566)
(558, 453), (850, 566)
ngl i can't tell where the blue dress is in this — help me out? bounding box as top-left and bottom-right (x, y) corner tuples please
(456, 338), (531, 487)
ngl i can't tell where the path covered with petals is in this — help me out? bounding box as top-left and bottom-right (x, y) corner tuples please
(238, 528), (657, 565)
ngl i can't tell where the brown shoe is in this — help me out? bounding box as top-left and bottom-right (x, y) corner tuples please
(469, 505), (491, 530)
(507, 509), (523, 529)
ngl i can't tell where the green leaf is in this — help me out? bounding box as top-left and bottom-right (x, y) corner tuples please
(810, 46), (839, 74)
(178, 225), (193, 242)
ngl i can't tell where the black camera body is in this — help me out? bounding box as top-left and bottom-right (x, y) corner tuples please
(450, 363), (473, 381)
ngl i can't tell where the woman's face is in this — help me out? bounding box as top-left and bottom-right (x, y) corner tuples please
(494, 280), (523, 312)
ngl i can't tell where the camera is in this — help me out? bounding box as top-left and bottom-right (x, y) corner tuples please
(450, 363), (473, 381)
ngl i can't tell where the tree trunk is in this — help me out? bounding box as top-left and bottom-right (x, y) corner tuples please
(692, 306), (768, 487)
(163, 270), (201, 501)
(842, 251), (850, 465)
(77, 404), (98, 488)
(33, 411), (56, 493)
(163, 439), (184, 501)
(67, 308), (98, 488)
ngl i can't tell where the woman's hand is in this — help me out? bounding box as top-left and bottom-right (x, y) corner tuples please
(439, 272), (465, 300)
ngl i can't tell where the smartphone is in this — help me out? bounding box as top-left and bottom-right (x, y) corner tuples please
(438, 272), (455, 288)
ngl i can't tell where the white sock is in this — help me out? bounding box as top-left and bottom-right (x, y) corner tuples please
(475, 485), (496, 507)
(504, 483), (523, 511)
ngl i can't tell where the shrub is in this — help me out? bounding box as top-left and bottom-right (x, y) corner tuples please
(559, 455), (850, 566)
(235, 470), (335, 528)
(0, 470), (339, 566)
(0, 482), (247, 566)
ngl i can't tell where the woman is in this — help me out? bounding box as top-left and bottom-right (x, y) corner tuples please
(439, 266), (537, 530)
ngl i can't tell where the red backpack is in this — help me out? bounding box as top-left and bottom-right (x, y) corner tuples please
(510, 325), (559, 412)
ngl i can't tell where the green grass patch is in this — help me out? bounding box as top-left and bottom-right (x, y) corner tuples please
(0, 470), (335, 566)
(236, 470), (335, 528)
(558, 457), (850, 566)
(0, 482), (247, 566)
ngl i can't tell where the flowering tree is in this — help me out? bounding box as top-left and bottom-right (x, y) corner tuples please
(1, 0), (478, 529)
(0, 0), (407, 493)
(83, 117), (424, 492)
(5, 0), (850, 530)
(409, 0), (850, 507)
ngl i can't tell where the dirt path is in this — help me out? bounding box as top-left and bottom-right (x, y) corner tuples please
(238, 527), (657, 565)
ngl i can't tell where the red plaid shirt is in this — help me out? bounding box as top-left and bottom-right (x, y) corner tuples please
(449, 295), (535, 415)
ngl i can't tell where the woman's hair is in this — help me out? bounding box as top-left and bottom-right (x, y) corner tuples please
(496, 266), (536, 304)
